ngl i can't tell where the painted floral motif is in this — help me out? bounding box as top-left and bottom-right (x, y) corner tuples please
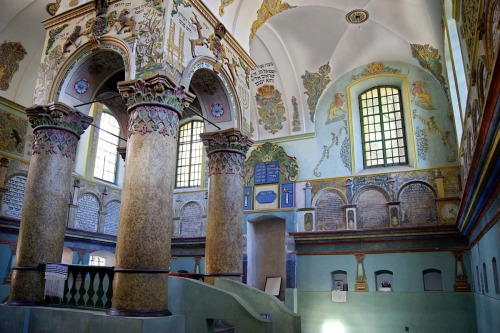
(171, 0), (190, 16)
(410, 44), (447, 88)
(414, 127), (429, 160)
(291, 96), (301, 132)
(0, 41), (27, 91)
(255, 84), (286, 134)
(244, 142), (299, 186)
(413, 110), (456, 162)
(206, 151), (246, 177)
(302, 62), (331, 122)
(210, 103), (224, 117)
(314, 120), (350, 177)
(250, 0), (296, 43)
(411, 81), (435, 110)
(461, 0), (480, 61)
(351, 62), (401, 81)
(0, 111), (28, 156)
(74, 79), (89, 94)
(219, 0), (235, 16)
(46, 24), (68, 55)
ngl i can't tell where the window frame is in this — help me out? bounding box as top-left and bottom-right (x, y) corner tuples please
(359, 85), (408, 168)
(175, 119), (205, 189)
(92, 109), (121, 184)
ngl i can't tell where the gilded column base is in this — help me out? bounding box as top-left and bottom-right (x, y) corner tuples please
(454, 279), (471, 292)
(355, 280), (368, 292)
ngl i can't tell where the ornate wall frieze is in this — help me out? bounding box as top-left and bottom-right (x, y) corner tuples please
(302, 62), (332, 122)
(127, 104), (180, 139)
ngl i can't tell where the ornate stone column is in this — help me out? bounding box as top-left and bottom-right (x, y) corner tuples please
(7, 103), (92, 305)
(201, 129), (253, 284)
(109, 72), (194, 317)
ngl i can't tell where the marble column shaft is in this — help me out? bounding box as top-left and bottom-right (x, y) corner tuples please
(201, 129), (252, 284)
(109, 73), (193, 316)
(8, 103), (92, 305)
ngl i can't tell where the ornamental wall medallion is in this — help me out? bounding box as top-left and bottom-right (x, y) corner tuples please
(302, 62), (331, 122)
(255, 84), (286, 134)
(351, 62), (401, 81)
(411, 81), (435, 110)
(0, 41), (27, 91)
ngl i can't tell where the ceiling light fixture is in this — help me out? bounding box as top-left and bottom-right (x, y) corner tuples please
(346, 9), (369, 24)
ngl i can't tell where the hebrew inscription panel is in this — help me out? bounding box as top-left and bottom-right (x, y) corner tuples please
(179, 201), (204, 238)
(400, 183), (437, 225)
(316, 190), (345, 230)
(103, 201), (120, 235)
(1, 175), (27, 219)
(75, 194), (100, 232)
(357, 189), (388, 229)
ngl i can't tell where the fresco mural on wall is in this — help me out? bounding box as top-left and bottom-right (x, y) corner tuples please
(0, 111), (28, 156)
(461, 0), (481, 62)
(313, 119), (350, 177)
(410, 44), (447, 88)
(302, 62), (331, 122)
(244, 142), (298, 187)
(486, 0), (500, 67)
(351, 62), (401, 81)
(411, 80), (435, 110)
(255, 84), (286, 134)
(136, 7), (165, 76)
(0, 42), (27, 91)
(249, 0), (296, 43)
(46, 24), (68, 55)
(291, 96), (301, 132)
(413, 110), (456, 162)
(171, 0), (191, 16)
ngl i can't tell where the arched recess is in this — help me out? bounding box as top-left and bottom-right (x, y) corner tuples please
(48, 39), (130, 180)
(176, 200), (206, 238)
(181, 56), (243, 133)
(0, 173), (28, 219)
(398, 181), (438, 226)
(353, 186), (391, 229)
(247, 215), (286, 300)
(312, 188), (347, 231)
(74, 193), (101, 233)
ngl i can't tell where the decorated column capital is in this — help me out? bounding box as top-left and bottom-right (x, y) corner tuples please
(25, 102), (93, 161)
(26, 102), (93, 136)
(201, 129), (253, 177)
(200, 128), (253, 156)
(118, 71), (195, 112)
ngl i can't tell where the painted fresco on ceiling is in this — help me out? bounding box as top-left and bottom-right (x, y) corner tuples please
(302, 62), (331, 123)
(255, 84), (286, 134)
(0, 42), (27, 91)
(136, 7), (165, 76)
(249, 0), (296, 43)
(64, 51), (123, 102)
(244, 142), (298, 187)
(0, 111), (28, 156)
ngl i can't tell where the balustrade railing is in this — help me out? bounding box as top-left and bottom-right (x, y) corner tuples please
(45, 265), (114, 310)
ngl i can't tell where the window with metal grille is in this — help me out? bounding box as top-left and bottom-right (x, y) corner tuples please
(360, 86), (408, 168)
(93, 112), (120, 183)
(176, 120), (204, 188)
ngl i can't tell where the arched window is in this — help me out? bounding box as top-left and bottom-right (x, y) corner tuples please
(359, 86), (407, 168)
(483, 263), (489, 293)
(493, 258), (499, 294)
(93, 111), (121, 183)
(176, 120), (204, 188)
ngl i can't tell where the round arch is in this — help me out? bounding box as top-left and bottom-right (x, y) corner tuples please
(181, 56), (242, 132)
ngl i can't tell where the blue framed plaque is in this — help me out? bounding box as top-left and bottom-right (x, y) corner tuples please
(281, 183), (294, 208)
(243, 187), (253, 210)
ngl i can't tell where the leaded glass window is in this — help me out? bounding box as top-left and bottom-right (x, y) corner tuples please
(176, 120), (204, 188)
(360, 86), (407, 168)
(94, 112), (121, 183)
